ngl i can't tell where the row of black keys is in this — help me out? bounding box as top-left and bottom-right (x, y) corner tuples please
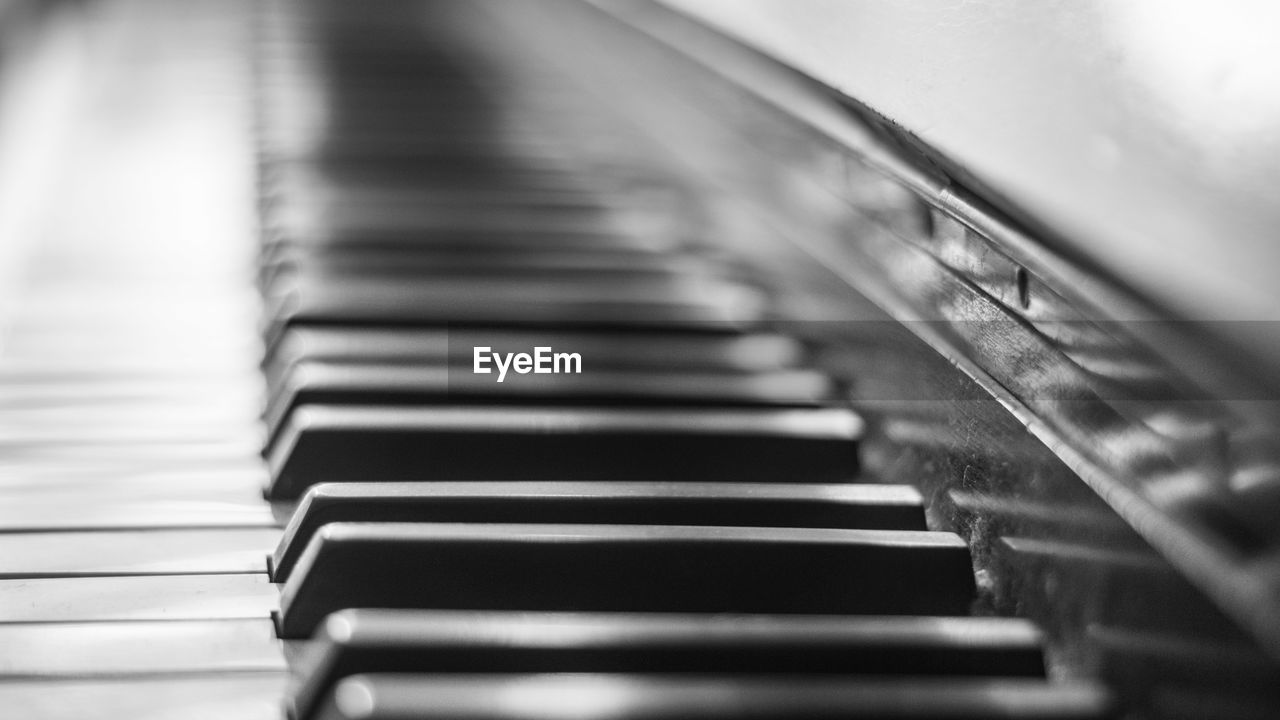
(256, 1), (1113, 718)
(258, 205), (1116, 720)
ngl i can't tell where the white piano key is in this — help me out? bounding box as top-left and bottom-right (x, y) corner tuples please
(0, 465), (268, 490)
(0, 529), (279, 576)
(0, 422), (261, 446)
(0, 674), (287, 720)
(0, 498), (279, 532)
(0, 574), (278, 622)
(0, 619), (285, 676)
(0, 440), (264, 466)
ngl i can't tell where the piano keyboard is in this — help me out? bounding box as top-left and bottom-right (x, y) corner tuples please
(0, 0), (1115, 717)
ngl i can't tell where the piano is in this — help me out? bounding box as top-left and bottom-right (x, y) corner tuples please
(1, 0), (1277, 717)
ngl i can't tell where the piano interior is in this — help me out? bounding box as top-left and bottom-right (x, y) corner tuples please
(0, 0), (1278, 718)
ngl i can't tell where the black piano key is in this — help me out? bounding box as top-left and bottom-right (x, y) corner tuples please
(261, 363), (833, 446)
(265, 406), (863, 498)
(270, 481), (927, 581)
(264, 204), (683, 251)
(265, 204), (676, 256)
(308, 674), (1114, 720)
(256, 247), (706, 306)
(260, 248), (718, 291)
(276, 523), (974, 638)
(267, 186), (619, 217)
(263, 160), (595, 202)
(263, 135), (583, 166)
(268, 159), (656, 206)
(256, 236), (608, 266)
(263, 160), (600, 196)
(263, 276), (765, 344)
(261, 225), (680, 259)
(260, 157), (653, 191)
(263, 329), (805, 382)
(288, 610), (1047, 720)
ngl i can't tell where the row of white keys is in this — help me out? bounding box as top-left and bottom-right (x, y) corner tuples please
(0, 0), (287, 716)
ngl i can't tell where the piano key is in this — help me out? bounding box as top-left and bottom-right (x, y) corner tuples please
(261, 248), (720, 290)
(308, 674), (1114, 720)
(276, 201), (680, 240)
(277, 523), (974, 638)
(267, 204), (680, 250)
(271, 481), (926, 582)
(0, 445), (265, 480)
(258, 208), (682, 248)
(258, 249), (692, 296)
(0, 452), (266, 481)
(262, 136), (591, 170)
(265, 342), (805, 395)
(265, 149), (591, 179)
(0, 502), (278, 534)
(289, 610), (1046, 720)
(264, 276), (766, 341)
(269, 204), (663, 246)
(0, 487), (279, 533)
(264, 161), (600, 199)
(0, 674), (287, 720)
(266, 406), (863, 498)
(0, 414), (254, 450)
(264, 328), (805, 380)
(262, 226), (680, 257)
(0, 420), (260, 447)
(262, 364), (833, 445)
(0, 619), (285, 677)
(268, 184), (620, 213)
(0, 574), (277, 622)
(0, 377), (259, 410)
(0, 461), (263, 489)
(0, 529), (278, 577)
